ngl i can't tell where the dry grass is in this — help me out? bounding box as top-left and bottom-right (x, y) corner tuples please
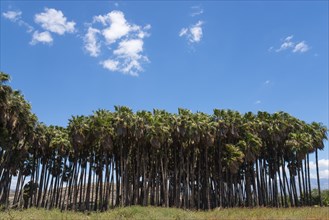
(0, 206), (328, 220)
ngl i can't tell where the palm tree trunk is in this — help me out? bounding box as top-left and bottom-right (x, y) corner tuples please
(315, 148), (322, 206)
(307, 153), (312, 204)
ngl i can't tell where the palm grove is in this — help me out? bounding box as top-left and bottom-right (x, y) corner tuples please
(0, 72), (327, 211)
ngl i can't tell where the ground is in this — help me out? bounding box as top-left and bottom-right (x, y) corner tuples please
(0, 206), (328, 219)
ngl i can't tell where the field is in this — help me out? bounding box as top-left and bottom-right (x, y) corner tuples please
(0, 206), (328, 220)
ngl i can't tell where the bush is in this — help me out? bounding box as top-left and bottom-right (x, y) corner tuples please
(311, 189), (329, 206)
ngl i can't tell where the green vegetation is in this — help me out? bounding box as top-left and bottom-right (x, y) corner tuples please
(0, 72), (328, 211)
(311, 189), (329, 206)
(0, 206), (328, 220)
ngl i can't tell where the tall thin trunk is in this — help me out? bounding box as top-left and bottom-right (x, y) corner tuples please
(315, 148), (322, 206)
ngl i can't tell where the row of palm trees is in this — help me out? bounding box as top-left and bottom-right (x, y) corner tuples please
(0, 72), (327, 211)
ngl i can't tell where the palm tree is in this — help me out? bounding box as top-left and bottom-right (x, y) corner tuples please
(2, 73), (329, 211)
(68, 115), (90, 210)
(309, 122), (328, 206)
(0, 86), (37, 209)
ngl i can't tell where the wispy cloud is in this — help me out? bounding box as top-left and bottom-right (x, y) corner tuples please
(264, 80), (270, 85)
(2, 10), (34, 32)
(276, 35), (294, 52)
(179, 28), (188, 37)
(180, 5), (205, 46)
(179, 20), (204, 43)
(272, 35), (310, 53)
(2, 10), (22, 21)
(255, 100), (261, 105)
(85, 10), (150, 76)
(293, 41), (309, 53)
(190, 5), (203, 17)
(34, 8), (76, 35)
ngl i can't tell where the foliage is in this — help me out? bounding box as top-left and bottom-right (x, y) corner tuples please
(0, 72), (328, 211)
(311, 189), (329, 206)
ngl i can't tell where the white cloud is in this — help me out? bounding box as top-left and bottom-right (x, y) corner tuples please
(310, 159), (329, 170)
(84, 27), (101, 57)
(264, 80), (270, 84)
(179, 28), (188, 37)
(30, 31), (53, 45)
(4, 8), (74, 45)
(121, 59), (143, 76)
(110, 39), (148, 76)
(276, 35), (294, 52)
(180, 20), (204, 43)
(34, 8), (76, 35)
(319, 159), (329, 168)
(129, 24), (150, 39)
(274, 35), (310, 53)
(144, 24), (151, 30)
(2, 10), (22, 21)
(310, 169), (329, 179)
(278, 41), (294, 51)
(114, 39), (143, 59)
(255, 100), (261, 104)
(101, 59), (119, 71)
(191, 6), (203, 17)
(17, 20), (34, 33)
(293, 41), (309, 53)
(285, 35), (294, 41)
(281, 160), (329, 179)
(93, 14), (107, 26)
(309, 159), (329, 179)
(319, 170), (329, 179)
(190, 21), (203, 42)
(95, 11), (130, 44)
(3, 10), (34, 32)
(86, 10), (150, 76)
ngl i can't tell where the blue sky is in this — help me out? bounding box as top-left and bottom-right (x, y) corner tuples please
(1, 1), (328, 172)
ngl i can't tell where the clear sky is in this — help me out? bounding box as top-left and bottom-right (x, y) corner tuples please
(1, 1), (328, 169)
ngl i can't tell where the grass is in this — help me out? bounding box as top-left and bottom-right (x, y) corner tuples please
(0, 206), (328, 220)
